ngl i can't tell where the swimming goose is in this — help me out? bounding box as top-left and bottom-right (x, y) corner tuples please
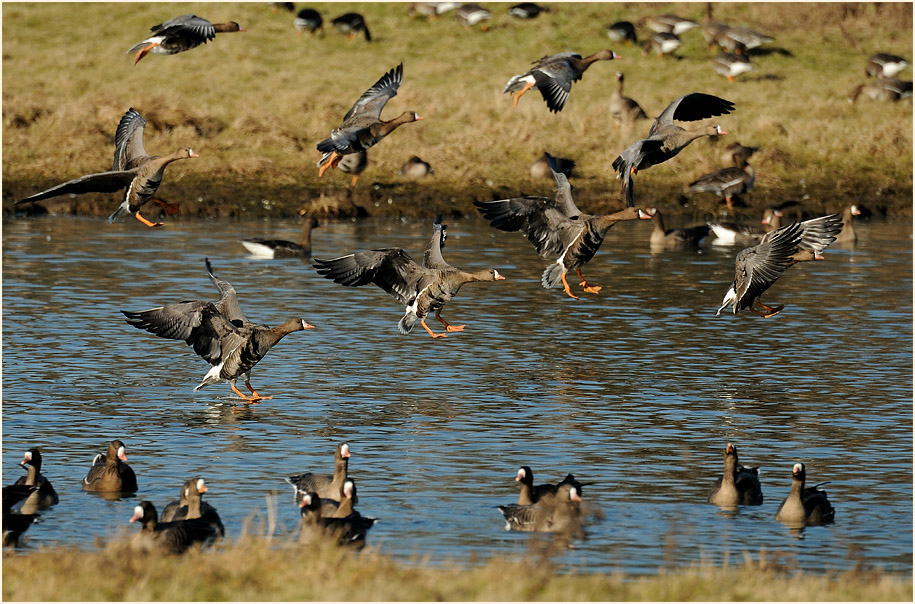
(130, 501), (222, 554)
(639, 14), (699, 35)
(716, 214), (843, 317)
(774, 463), (835, 526)
(848, 78), (913, 103)
(866, 53), (909, 78)
(126, 14), (245, 65)
(648, 208), (709, 247)
(707, 443), (763, 507)
(834, 205), (862, 244)
(286, 442), (352, 504)
(613, 93), (734, 207)
(688, 158), (755, 210)
(313, 217), (504, 337)
(503, 49), (620, 113)
(456, 4), (491, 31)
(707, 208), (779, 246)
(498, 481), (583, 533)
(719, 141), (757, 167)
(82, 440), (138, 493)
(122, 258), (314, 400)
(609, 71), (648, 126)
(13, 449), (59, 513)
(714, 51), (753, 82)
(298, 491), (377, 546)
(515, 466), (560, 506)
(399, 155), (434, 178)
(16, 108), (197, 227)
(530, 152), (575, 179)
(2, 485), (38, 547)
(606, 21), (637, 45)
(331, 12), (371, 41)
(475, 153), (650, 298)
(316, 63), (422, 177)
(643, 32), (681, 59)
(509, 2), (548, 19)
(339, 150), (368, 187)
(294, 8), (323, 35)
(159, 478), (222, 536)
(241, 216), (320, 258)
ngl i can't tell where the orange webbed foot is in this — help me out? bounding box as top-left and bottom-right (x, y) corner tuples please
(134, 211), (164, 228)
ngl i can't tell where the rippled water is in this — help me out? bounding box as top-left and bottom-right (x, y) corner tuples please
(2, 214), (912, 575)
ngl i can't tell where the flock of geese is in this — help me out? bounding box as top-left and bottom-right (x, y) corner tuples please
(6, 3), (898, 553)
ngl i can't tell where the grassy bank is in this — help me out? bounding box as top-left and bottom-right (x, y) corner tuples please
(2, 535), (911, 601)
(2, 2), (912, 220)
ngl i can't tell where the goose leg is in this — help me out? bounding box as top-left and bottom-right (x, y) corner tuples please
(420, 318), (447, 338)
(725, 195), (734, 210)
(318, 152), (340, 177)
(576, 268), (602, 294)
(750, 300), (784, 318)
(560, 272), (580, 300)
(134, 211), (164, 228)
(349, 174), (359, 188)
(727, 75), (735, 83)
(436, 310), (464, 332)
(244, 378), (272, 400)
(133, 42), (159, 65)
(151, 198), (180, 216)
(512, 81), (534, 108)
(230, 382), (262, 401)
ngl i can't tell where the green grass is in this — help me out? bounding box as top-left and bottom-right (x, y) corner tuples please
(2, 532), (912, 601)
(2, 3), (912, 219)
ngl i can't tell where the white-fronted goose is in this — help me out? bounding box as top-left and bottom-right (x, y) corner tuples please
(272, 2), (295, 13)
(294, 8), (323, 35)
(606, 21), (637, 45)
(648, 208), (709, 247)
(130, 501), (222, 554)
(286, 442), (351, 504)
(848, 78), (913, 103)
(716, 213), (843, 317)
(409, 3), (457, 19)
(643, 32), (681, 59)
(298, 491), (377, 547)
(241, 216), (320, 259)
(718, 26), (773, 54)
(834, 205), (862, 244)
(530, 152), (574, 179)
(456, 4), (491, 31)
(503, 49), (620, 113)
(126, 14), (245, 65)
(509, 3), (548, 19)
(639, 14), (699, 35)
(313, 217), (504, 338)
(774, 463), (835, 526)
(122, 258), (314, 400)
(714, 52), (753, 82)
(399, 155), (434, 178)
(515, 466), (560, 506)
(339, 150), (368, 187)
(331, 12), (371, 41)
(707, 207), (779, 245)
(707, 443), (763, 507)
(498, 481), (583, 534)
(609, 72), (648, 126)
(16, 108), (197, 227)
(82, 440), (138, 493)
(316, 63), (422, 177)
(2, 485), (39, 548)
(702, 2), (730, 51)
(613, 93), (734, 207)
(866, 53), (909, 78)
(688, 158), (755, 210)
(719, 141), (758, 167)
(476, 152), (650, 298)
(161, 478), (225, 537)
(13, 448), (59, 513)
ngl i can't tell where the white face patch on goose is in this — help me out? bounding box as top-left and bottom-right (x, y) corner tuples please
(299, 493), (312, 507)
(793, 463), (803, 474)
(516, 468), (526, 480)
(117, 446), (127, 461)
(343, 481), (355, 499)
(341, 443), (350, 458)
(130, 505), (144, 522)
(569, 486), (581, 502)
(23, 451), (32, 462)
(197, 478), (207, 492)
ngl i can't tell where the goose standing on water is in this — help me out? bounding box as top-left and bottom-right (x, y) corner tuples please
(331, 12), (371, 41)
(688, 156), (755, 210)
(314, 217), (504, 338)
(608, 71), (648, 127)
(613, 93), (734, 207)
(475, 152), (651, 299)
(122, 259), (315, 400)
(707, 443), (763, 507)
(241, 216), (320, 258)
(13, 449), (59, 513)
(503, 49), (621, 113)
(82, 440), (138, 493)
(16, 108), (197, 227)
(126, 14), (245, 65)
(774, 463), (835, 526)
(716, 213), (843, 317)
(286, 442), (352, 504)
(316, 63), (422, 177)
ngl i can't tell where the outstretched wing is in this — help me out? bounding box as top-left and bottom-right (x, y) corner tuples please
(734, 221), (802, 309)
(16, 170), (136, 205)
(652, 92), (734, 134)
(112, 108), (149, 171)
(342, 63), (403, 123)
(122, 301), (229, 365)
(474, 197), (579, 257)
(313, 248), (428, 305)
(151, 14), (216, 42)
(544, 152), (582, 218)
(204, 258), (248, 326)
(423, 216), (451, 270)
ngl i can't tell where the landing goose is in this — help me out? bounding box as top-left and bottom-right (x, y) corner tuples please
(707, 443), (763, 506)
(476, 152), (650, 298)
(774, 463), (835, 526)
(613, 93), (734, 207)
(648, 208), (709, 247)
(316, 63), (422, 177)
(241, 216), (320, 258)
(313, 217), (504, 338)
(503, 49), (620, 113)
(286, 442), (352, 504)
(13, 448), (59, 513)
(608, 72), (648, 126)
(716, 214), (843, 317)
(82, 440), (138, 493)
(498, 481), (584, 534)
(688, 158), (755, 210)
(130, 501), (222, 554)
(122, 258), (314, 400)
(126, 14), (245, 65)
(16, 108), (197, 227)
(866, 53), (909, 78)
(331, 12), (371, 41)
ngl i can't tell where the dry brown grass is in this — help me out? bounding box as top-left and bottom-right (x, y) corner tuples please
(2, 3), (912, 219)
